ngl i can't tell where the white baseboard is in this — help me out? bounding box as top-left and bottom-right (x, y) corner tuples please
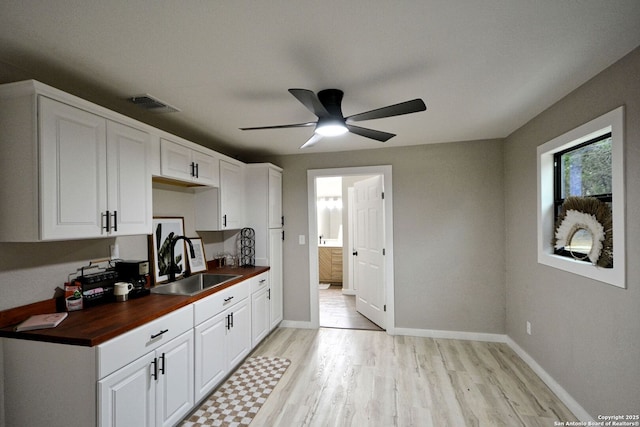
(505, 337), (593, 422)
(394, 327), (508, 343)
(279, 320), (314, 329)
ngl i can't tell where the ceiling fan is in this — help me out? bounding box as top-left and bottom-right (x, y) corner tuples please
(240, 89), (427, 148)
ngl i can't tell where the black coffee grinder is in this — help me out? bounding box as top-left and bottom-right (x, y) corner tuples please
(115, 260), (151, 298)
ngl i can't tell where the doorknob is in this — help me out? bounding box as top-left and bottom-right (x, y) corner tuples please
(352, 250), (358, 256)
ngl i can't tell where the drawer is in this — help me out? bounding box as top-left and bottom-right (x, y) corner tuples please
(250, 272), (269, 293)
(97, 304), (193, 379)
(194, 279), (250, 325)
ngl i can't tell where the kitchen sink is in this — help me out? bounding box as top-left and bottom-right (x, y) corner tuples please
(151, 273), (241, 296)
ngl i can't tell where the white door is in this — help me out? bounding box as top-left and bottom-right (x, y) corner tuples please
(226, 298), (251, 368)
(160, 138), (193, 182)
(251, 287), (270, 347)
(268, 228), (284, 329)
(39, 96), (107, 239)
(156, 331), (194, 427)
(353, 175), (385, 329)
(98, 352), (156, 427)
(194, 312), (228, 401)
(106, 121), (151, 235)
(268, 168), (283, 228)
(220, 160), (244, 229)
(192, 150), (219, 186)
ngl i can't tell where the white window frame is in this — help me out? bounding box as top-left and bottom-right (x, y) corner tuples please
(537, 106), (625, 288)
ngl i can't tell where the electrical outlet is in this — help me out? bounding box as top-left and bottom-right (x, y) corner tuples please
(526, 321), (532, 335)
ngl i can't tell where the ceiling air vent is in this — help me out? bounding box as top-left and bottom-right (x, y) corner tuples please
(129, 94), (180, 113)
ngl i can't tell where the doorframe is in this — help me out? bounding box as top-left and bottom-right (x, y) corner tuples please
(307, 165), (395, 334)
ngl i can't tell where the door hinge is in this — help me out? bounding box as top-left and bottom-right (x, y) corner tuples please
(384, 304), (386, 312)
(381, 192), (385, 199)
(382, 248), (385, 255)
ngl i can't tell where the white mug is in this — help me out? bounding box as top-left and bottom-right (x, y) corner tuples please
(114, 282), (133, 296)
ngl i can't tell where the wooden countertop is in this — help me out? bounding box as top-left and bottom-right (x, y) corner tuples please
(0, 265), (269, 347)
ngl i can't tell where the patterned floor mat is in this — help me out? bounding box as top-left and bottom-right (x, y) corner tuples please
(181, 356), (291, 427)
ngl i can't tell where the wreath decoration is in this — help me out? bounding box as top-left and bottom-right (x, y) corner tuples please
(553, 196), (613, 267)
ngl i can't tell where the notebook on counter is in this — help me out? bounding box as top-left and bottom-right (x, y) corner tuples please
(14, 312), (68, 332)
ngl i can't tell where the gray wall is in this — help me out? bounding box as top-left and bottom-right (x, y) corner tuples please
(255, 138), (506, 333)
(503, 46), (640, 415)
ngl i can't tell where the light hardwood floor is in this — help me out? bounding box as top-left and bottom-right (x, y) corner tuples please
(248, 327), (577, 426)
(319, 286), (383, 331)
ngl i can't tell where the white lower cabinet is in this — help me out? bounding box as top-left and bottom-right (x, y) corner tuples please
(1, 273), (270, 426)
(98, 330), (194, 427)
(251, 272), (270, 347)
(194, 279), (251, 402)
(99, 351), (156, 427)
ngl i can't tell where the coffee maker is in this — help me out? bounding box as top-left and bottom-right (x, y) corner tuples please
(115, 260), (151, 298)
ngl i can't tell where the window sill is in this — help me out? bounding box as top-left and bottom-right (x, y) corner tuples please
(538, 252), (624, 289)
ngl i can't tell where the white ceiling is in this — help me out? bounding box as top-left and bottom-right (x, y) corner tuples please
(1, 1), (639, 157)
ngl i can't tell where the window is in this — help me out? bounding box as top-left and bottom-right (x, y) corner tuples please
(537, 106), (625, 288)
(553, 133), (612, 262)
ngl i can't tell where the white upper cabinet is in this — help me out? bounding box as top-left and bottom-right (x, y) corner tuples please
(160, 138), (219, 187)
(39, 97), (108, 239)
(219, 160), (244, 230)
(268, 167), (283, 228)
(0, 80), (152, 241)
(195, 159), (246, 231)
(106, 121), (152, 236)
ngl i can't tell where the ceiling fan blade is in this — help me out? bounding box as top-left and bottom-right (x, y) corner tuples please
(300, 133), (323, 149)
(239, 122), (316, 131)
(346, 98), (426, 122)
(346, 124), (395, 142)
(288, 89), (330, 118)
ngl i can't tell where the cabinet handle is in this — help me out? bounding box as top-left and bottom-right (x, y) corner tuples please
(282, 230), (285, 241)
(268, 289), (271, 300)
(259, 279), (266, 285)
(150, 329), (169, 339)
(159, 353), (166, 375)
(225, 314), (230, 330)
(223, 296), (234, 303)
(190, 161), (196, 177)
(102, 211), (110, 232)
(151, 358), (158, 380)
(223, 214), (227, 227)
(195, 163), (199, 178)
(112, 211), (118, 232)
(281, 215), (284, 226)
(230, 312), (234, 328)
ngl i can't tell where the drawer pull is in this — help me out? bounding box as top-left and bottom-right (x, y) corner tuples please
(259, 279), (266, 284)
(224, 296), (234, 303)
(150, 329), (169, 339)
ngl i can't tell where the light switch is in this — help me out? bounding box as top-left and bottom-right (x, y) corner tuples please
(298, 235), (306, 245)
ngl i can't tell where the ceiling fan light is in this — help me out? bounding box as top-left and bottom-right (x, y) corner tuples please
(315, 123), (348, 137)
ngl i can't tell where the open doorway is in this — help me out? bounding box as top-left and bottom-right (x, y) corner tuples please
(307, 166), (395, 333)
(316, 176), (382, 331)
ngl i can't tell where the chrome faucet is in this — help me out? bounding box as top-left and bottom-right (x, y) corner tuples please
(169, 236), (196, 282)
